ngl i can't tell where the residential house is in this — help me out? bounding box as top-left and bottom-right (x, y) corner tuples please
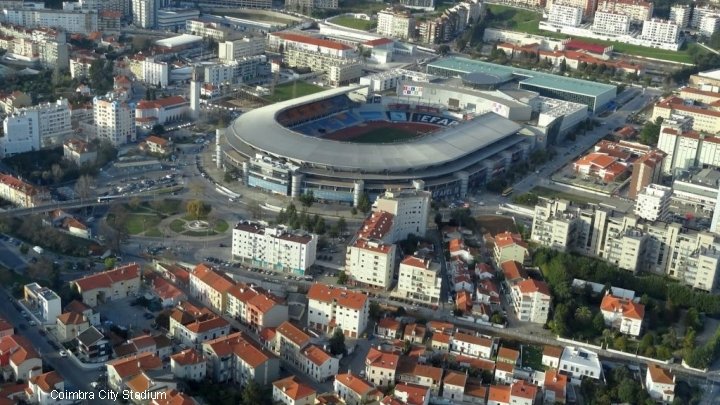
(476, 279), (501, 307)
(169, 303), (231, 347)
(542, 346), (563, 369)
(300, 344), (338, 383)
(152, 277), (186, 308)
(403, 323), (426, 344)
(646, 364), (675, 403)
(365, 348), (399, 387)
(464, 381), (488, 404)
(430, 332), (451, 352)
(449, 238), (473, 262)
(426, 321), (453, 334)
(494, 362), (514, 385)
(493, 231), (529, 264)
(307, 284), (369, 338)
(559, 346), (602, 382)
(170, 349), (206, 382)
(114, 334), (172, 360)
(23, 283), (61, 325)
(106, 352), (162, 393)
(272, 376), (317, 405)
(442, 371), (467, 402)
(0, 335), (41, 382)
(600, 293), (645, 337)
(63, 300), (99, 326)
(154, 263), (190, 286)
(510, 380), (539, 405)
(55, 312), (89, 342)
(202, 332), (280, 386)
(544, 369), (568, 404)
(26, 371), (66, 405)
(70, 263), (141, 307)
(497, 347), (520, 365)
(376, 318), (401, 339)
(456, 291), (473, 314)
(63, 217), (90, 239)
(334, 373), (383, 405)
(151, 389), (199, 405)
(0, 318), (12, 338)
(394, 382), (430, 405)
(189, 263), (235, 314)
(144, 135), (173, 155)
(244, 290), (289, 332)
(487, 384), (511, 405)
(451, 333), (494, 359)
(398, 363), (443, 394)
(272, 321), (311, 368)
(76, 326), (111, 363)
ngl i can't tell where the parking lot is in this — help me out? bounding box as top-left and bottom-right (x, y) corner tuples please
(96, 297), (158, 335)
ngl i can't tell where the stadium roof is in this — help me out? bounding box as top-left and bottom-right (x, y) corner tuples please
(155, 34), (203, 49)
(228, 86), (522, 172)
(427, 57), (616, 98)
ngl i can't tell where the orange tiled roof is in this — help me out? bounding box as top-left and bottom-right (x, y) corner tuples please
(366, 348), (399, 370)
(515, 279), (551, 296)
(394, 382), (429, 405)
(377, 317), (400, 331)
(401, 255), (429, 268)
(272, 376), (316, 401)
(184, 316), (229, 334)
(647, 364), (674, 384)
(308, 284), (367, 311)
(146, 135), (169, 146)
(544, 369), (568, 400)
(335, 373), (375, 396)
(29, 371), (62, 393)
(301, 344), (332, 366)
(73, 263), (139, 292)
(543, 345), (564, 358)
(500, 261), (526, 281)
(494, 231), (528, 250)
(357, 211), (394, 240)
(600, 294), (645, 320)
(247, 292), (284, 314)
(56, 312), (86, 325)
(443, 370), (467, 387)
(107, 352), (162, 379)
(498, 347), (519, 362)
(488, 385), (511, 403)
(432, 332), (451, 344)
(151, 389), (198, 405)
(453, 332), (492, 348)
(192, 264), (235, 293)
(0, 335), (39, 365)
(511, 380), (538, 400)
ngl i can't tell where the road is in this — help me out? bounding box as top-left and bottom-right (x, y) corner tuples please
(0, 289), (108, 404)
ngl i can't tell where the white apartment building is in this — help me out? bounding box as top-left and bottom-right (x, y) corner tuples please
(307, 284), (368, 338)
(691, 5), (719, 29)
(300, 344), (339, 383)
(669, 4), (691, 28)
(93, 95), (136, 145)
(600, 293), (644, 336)
(396, 255), (442, 304)
(373, 188), (431, 241)
(640, 19), (679, 45)
(377, 9), (415, 40)
(218, 37), (265, 63)
(284, 49), (362, 87)
(345, 239), (396, 290)
(559, 347), (602, 383)
(548, 4), (583, 27)
(634, 184), (671, 222)
(142, 58), (169, 88)
(186, 19), (232, 41)
(592, 11), (630, 35)
(450, 333), (494, 359)
(203, 56), (268, 85)
(699, 15), (720, 37)
(23, 283), (62, 325)
(646, 365), (675, 403)
(232, 221), (317, 275)
(1, 98), (72, 157)
(268, 32), (354, 58)
(597, 0), (652, 22)
(358, 69), (434, 95)
(1, 8), (98, 34)
(157, 8), (200, 31)
(0, 174), (48, 208)
(131, 0), (155, 29)
(510, 279), (551, 324)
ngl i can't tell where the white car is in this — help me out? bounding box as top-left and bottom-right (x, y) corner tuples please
(59, 350), (68, 358)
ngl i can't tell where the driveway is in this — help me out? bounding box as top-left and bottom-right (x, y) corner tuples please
(96, 296), (157, 335)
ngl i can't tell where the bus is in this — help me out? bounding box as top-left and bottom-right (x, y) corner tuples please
(501, 187), (514, 197)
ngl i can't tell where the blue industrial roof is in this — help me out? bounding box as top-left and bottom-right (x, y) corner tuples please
(427, 57), (616, 98)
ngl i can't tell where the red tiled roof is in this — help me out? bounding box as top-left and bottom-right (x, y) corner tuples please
(29, 371), (62, 393)
(302, 344), (332, 366)
(488, 385), (511, 403)
(171, 348), (204, 366)
(498, 347), (520, 362)
(273, 376), (316, 401)
(543, 345), (564, 358)
(494, 231), (528, 249)
(648, 364), (674, 384)
(357, 211), (394, 240)
(601, 294), (645, 320)
(192, 264), (235, 293)
(56, 312), (86, 325)
(364, 37), (393, 46)
(73, 263), (140, 292)
(544, 369), (568, 401)
(453, 332), (492, 348)
(107, 352), (162, 379)
(151, 389), (198, 405)
(394, 383), (429, 405)
(271, 32), (351, 51)
(184, 316), (229, 334)
(0, 335), (40, 366)
(0, 175), (39, 196)
(308, 284), (367, 311)
(500, 261), (526, 281)
(366, 348), (399, 370)
(276, 321), (311, 347)
(515, 279), (551, 296)
(401, 255), (428, 268)
(335, 373), (375, 396)
(511, 380), (538, 400)
(443, 370), (467, 387)
(377, 317), (400, 331)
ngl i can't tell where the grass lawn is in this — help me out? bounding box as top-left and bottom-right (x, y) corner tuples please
(476, 215), (517, 235)
(151, 199), (182, 215)
(184, 230), (217, 237)
(339, 0), (387, 14)
(521, 345), (544, 370)
(351, 127), (420, 143)
(145, 228), (162, 237)
(215, 219), (229, 233)
(169, 219), (186, 233)
(531, 186), (602, 205)
(222, 11), (295, 25)
(125, 214), (162, 235)
(330, 15), (376, 31)
(266, 82), (325, 103)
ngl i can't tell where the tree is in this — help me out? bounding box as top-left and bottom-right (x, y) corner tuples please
(186, 200), (210, 220)
(74, 175), (95, 200)
(575, 306), (592, 324)
(337, 217), (347, 235)
(151, 124), (165, 135)
(350, 207), (358, 216)
(241, 381), (271, 405)
(337, 271), (348, 285)
(248, 200), (262, 220)
(369, 301), (382, 320)
(617, 379), (639, 403)
(357, 192), (372, 214)
(592, 311), (606, 334)
(128, 197), (141, 211)
(299, 191), (315, 207)
(314, 217), (326, 234)
(50, 163), (64, 183)
(104, 257), (116, 269)
(438, 44), (451, 55)
(328, 329), (347, 356)
(639, 118), (662, 145)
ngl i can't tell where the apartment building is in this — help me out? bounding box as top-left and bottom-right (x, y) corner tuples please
(307, 284), (368, 337)
(365, 348), (399, 387)
(546, 0), (596, 18)
(510, 279), (551, 324)
(628, 149), (665, 199)
(450, 333), (494, 359)
(634, 184), (671, 221)
(135, 96), (189, 128)
(271, 321), (311, 368)
(232, 221), (317, 275)
(131, 0), (155, 28)
(531, 198), (720, 291)
(2, 8), (98, 34)
(202, 332), (279, 385)
(597, 0), (652, 22)
(493, 231), (529, 264)
(691, 5), (719, 29)
(377, 9), (415, 40)
(373, 189), (431, 241)
(300, 344), (338, 382)
(1, 98), (72, 156)
(218, 37), (265, 63)
(285, 0), (338, 12)
(156, 8), (200, 31)
(0, 174), (47, 208)
(396, 255), (443, 304)
(670, 4), (691, 28)
(639, 19), (680, 45)
(63, 138), (97, 167)
(548, 4), (583, 27)
(169, 303), (231, 347)
(273, 376), (317, 405)
(189, 263), (235, 314)
(600, 293), (644, 336)
(186, 19), (233, 41)
(592, 11), (630, 35)
(170, 349), (206, 382)
(93, 94), (136, 145)
(268, 32), (354, 58)
(345, 212), (396, 289)
(285, 49), (362, 87)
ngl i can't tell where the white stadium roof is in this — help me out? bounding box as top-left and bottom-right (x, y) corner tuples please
(227, 86), (522, 172)
(155, 34), (203, 49)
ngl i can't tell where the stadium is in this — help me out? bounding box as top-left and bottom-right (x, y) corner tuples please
(224, 85), (534, 205)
